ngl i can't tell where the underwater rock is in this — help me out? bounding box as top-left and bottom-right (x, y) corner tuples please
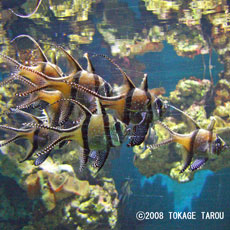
(24, 170), (90, 211)
(169, 77), (212, 109)
(63, 177), (119, 230)
(214, 79), (230, 106)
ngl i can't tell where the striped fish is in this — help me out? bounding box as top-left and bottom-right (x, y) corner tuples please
(0, 110), (58, 163)
(23, 99), (127, 172)
(149, 117), (227, 173)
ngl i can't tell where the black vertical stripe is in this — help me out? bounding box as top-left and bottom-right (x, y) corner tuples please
(81, 114), (91, 167)
(62, 72), (80, 124)
(180, 129), (199, 173)
(123, 89), (135, 125)
(93, 74), (100, 93)
(101, 105), (113, 147)
(114, 117), (123, 144)
(21, 129), (40, 162)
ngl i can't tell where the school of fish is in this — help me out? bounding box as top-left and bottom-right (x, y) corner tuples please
(0, 1), (228, 174)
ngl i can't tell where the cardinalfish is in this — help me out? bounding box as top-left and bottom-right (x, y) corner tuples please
(149, 116), (228, 173)
(0, 109), (58, 163)
(0, 40), (112, 124)
(66, 55), (167, 146)
(18, 99), (127, 172)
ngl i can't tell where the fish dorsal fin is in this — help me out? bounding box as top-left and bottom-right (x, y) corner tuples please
(207, 116), (216, 131)
(140, 74), (148, 91)
(169, 104), (200, 129)
(56, 45), (83, 73)
(9, 0), (43, 18)
(11, 34), (49, 63)
(57, 98), (92, 117)
(93, 54), (136, 89)
(84, 53), (95, 73)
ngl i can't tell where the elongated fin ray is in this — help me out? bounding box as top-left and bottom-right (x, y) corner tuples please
(9, 0), (43, 18)
(157, 121), (176, 136)
(0, 125), (29, 133)
(169, 104), (200, 129)
(189, 158), (208, 171)
(0, 135), (21, 148)
(34, 136), (70, 166)
(63, 80), (125, 101)
(93, 54), (136, 89)
(11, 34), (48, 62)
(148, 137), (173, 150)
(16, 85), (48, 97)
(16, 95), (39, 110)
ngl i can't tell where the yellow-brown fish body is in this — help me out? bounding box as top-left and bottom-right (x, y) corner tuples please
(27, 99), (126, 171)
(150, 118), (227, 173)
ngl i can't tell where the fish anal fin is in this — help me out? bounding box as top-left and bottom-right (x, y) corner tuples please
(180, 150), (194, 173)
(189, 158), (208, 171)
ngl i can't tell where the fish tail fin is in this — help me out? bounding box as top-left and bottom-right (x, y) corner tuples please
(16, 94), (39, 110)
(148, 137), (174, 150)
(16, 85), (48, 97)
(0, 54), (47, 86)
(0, 135), (21, 148)
(0, 73), (20, 87)
(34, 136), (70, 166)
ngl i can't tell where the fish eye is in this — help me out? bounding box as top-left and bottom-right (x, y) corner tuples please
(115, 121), (121, 130)
(213, 136), (223, 155)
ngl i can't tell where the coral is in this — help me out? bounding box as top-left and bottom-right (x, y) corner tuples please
(63, 177), (119, 230)
(169, 77), (212, 109)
